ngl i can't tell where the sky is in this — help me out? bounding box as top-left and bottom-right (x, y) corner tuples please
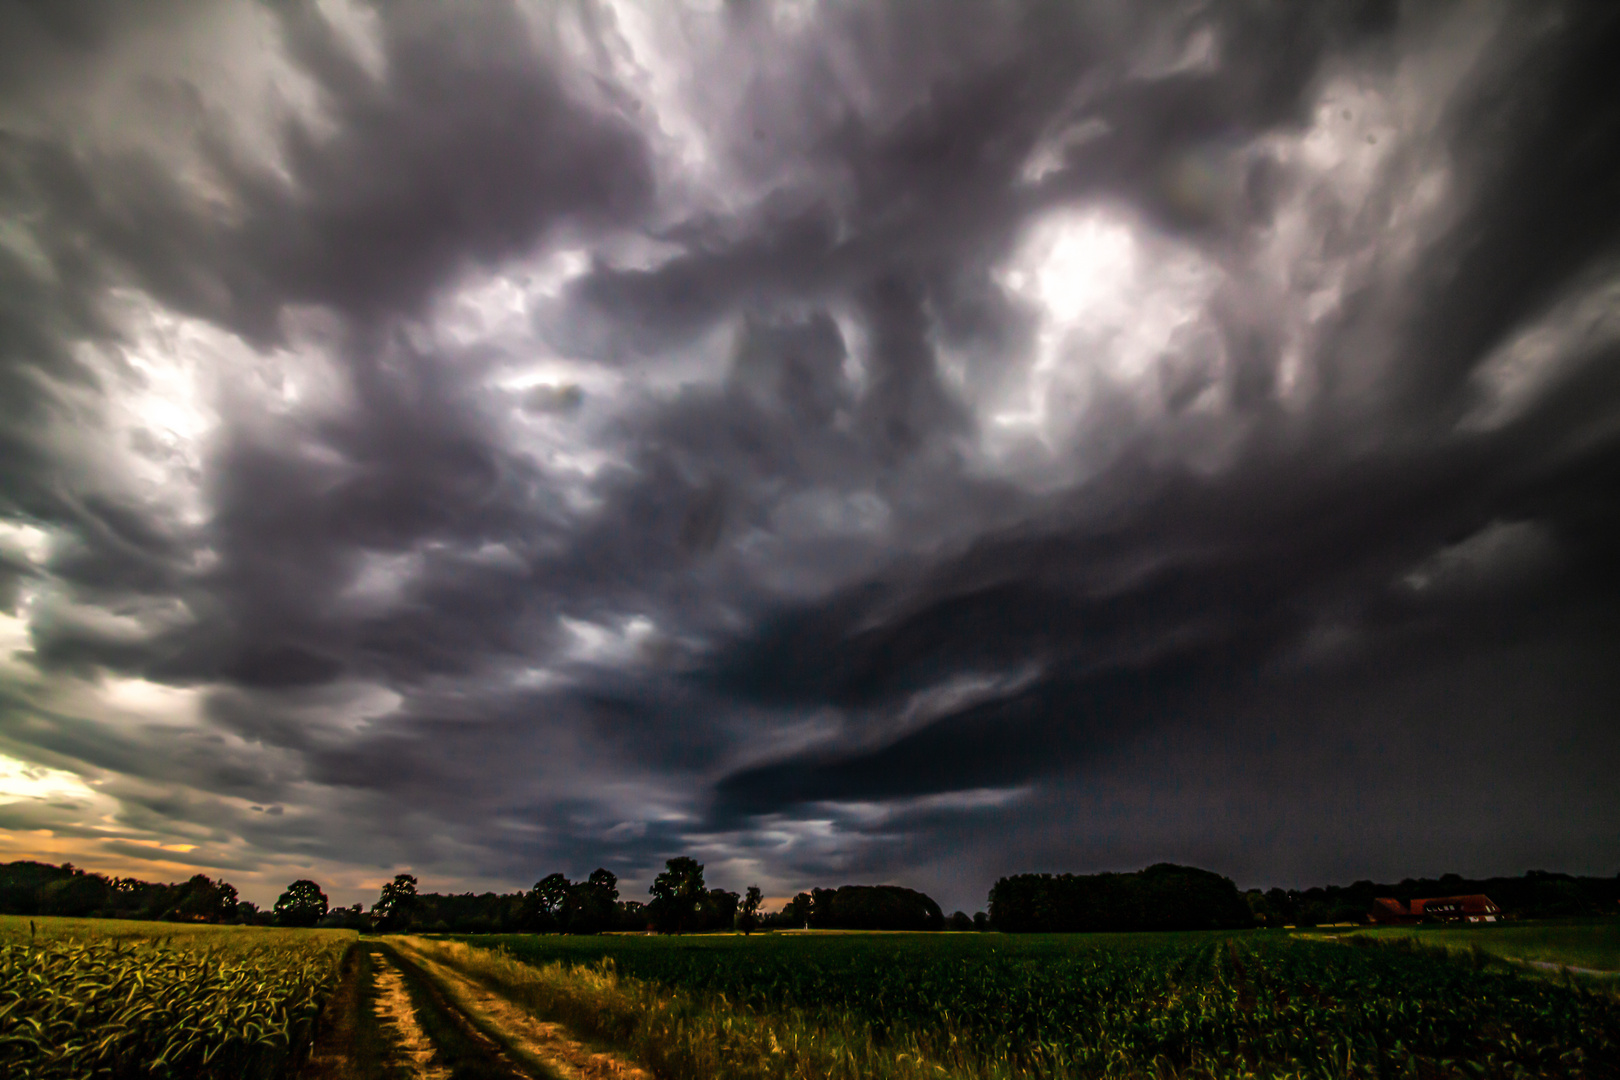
(0, 0), (1617, 914)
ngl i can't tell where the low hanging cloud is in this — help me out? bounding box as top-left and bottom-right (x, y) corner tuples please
(0, 0), (1617, 912)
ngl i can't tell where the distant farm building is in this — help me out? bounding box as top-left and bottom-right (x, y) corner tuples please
(1369, 895), (1500, 925)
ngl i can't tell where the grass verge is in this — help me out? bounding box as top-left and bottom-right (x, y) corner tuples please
(1343, 919), (1620, 973)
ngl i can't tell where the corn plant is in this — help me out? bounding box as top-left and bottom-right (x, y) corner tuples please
(0, 936), (346, 1079)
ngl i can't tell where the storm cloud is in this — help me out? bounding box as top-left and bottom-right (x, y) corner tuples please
(0, 0), (1616, 910)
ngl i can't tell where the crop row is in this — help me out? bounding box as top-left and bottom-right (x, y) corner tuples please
(0, 936), (346, 1079)
(475, 932), (1620, 1078)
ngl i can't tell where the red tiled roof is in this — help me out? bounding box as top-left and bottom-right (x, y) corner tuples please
(1410, 894), (1498, 914)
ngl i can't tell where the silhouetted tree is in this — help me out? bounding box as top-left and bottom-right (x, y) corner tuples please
(737, 885), (763, 934)
(989, 864), (1252, 933)
(616, 899), (648, 931)
(648, 857), (707, 933)
(567, 869), (619, 934)
(523, 872), (572, 932)
(787, 891), (812, 928)
(273, 879), (329, 928)
(36, 867), (112, 918)
(163, 875), (239, 923)
(806, 885), (944, 930)
(371, 873), (419, 932)
(319, 903), (370, 930)
(705, 888), (740, 930)
(1295, 899), (1330, 928)
(1243, 889), (1277, 927)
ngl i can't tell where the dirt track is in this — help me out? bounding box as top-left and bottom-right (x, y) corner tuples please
(302, 941), (648, 1080)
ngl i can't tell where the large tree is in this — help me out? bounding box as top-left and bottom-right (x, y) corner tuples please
(273, 879), (329, 928)
(648, 856), (706, 933)
(522, 872), (572, 931)
(568, 868), (619, 934)
(737, 885), (763, 934)
(804, 885), (944, 931)
(371, 873), (419, 932)
(517, 868), (622, 934)
(164, 875), (240, 923)
(786, 892), (812, 928)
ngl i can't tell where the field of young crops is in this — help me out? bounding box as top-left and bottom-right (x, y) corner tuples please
(0, 917), (354, 1079)
(471, 930), (1620, 1079)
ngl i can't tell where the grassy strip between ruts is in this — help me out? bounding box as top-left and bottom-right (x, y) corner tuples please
(299, 944), (393, 1080)
(391, 937), (647, 1079)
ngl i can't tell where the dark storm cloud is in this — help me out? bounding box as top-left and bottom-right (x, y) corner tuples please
(4, 0), (648, 684)
(3, 1), (652, 339)
(1393, 11), (1620, 417)
(690, 3), (1620, 888)
(1, 0), (1617, 909)
(239, 3), (652, 331)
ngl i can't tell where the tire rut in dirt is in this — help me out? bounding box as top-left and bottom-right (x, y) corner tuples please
(394, 943), (651, 1080)
(301, 944), (542, 1080)
(302, 945), (402, 1080)
(381, 945), (540, 1079)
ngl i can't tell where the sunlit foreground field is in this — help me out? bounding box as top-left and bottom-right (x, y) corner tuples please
(4, 918), (1619, 1078)
(0, 916), (353, 1079)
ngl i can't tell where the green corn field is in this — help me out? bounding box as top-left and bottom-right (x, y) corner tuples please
(467, 930), (1620, 1079)
(4, 917), (1616, 1078)
(0, 924), (353, 1079)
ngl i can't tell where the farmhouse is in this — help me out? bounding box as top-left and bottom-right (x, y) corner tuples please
(1368, 895), (1501, 924)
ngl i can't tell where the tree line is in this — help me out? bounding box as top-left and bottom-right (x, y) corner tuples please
(783, 884), (947, 931)
(989, 864), (1620, 932)
(1241, 869), (1620, 927)
(0, 861), (242, 923)
(988, 864), (1254, 933)
(7, 857), (1612, 933)
(0, 857), (957, 934)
